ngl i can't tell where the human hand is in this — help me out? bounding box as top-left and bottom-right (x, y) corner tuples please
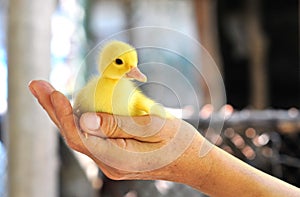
(28, 80), (208, 182)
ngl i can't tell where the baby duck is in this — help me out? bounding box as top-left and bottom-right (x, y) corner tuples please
(74, 40), (168, 118)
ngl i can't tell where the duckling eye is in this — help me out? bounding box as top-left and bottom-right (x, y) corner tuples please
(115, 58), (123, 65)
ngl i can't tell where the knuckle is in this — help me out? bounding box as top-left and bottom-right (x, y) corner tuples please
(64, 136), (83, 152)
(100, 114), (119, 137)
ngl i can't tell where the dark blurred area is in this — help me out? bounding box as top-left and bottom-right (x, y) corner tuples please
(218, 0), (299, 109)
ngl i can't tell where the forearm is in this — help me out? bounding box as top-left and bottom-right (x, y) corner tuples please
(174, 135), (300, 196)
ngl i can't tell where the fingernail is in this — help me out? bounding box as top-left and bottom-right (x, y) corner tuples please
(28, 81), (38, 98)
(82, 113), (101, 131)
(30, 86), (38, 98)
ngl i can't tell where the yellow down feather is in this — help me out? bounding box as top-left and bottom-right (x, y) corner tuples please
(74, 40), (170, 118)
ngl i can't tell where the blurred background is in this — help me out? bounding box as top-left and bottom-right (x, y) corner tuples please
(0, 0), (299, 196)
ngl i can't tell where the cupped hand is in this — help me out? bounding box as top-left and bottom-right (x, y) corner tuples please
(28, 80), (206, 181)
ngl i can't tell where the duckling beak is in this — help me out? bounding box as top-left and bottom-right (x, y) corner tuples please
(126, 67), (147, 82)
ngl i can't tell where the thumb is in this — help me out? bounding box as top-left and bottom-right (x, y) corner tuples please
(79, 112), (166, 139)
(79, 112), (136, 138)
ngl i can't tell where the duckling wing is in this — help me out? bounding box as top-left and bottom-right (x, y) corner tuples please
(131, 90), (171, 118)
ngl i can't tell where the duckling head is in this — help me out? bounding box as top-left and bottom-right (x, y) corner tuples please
(98, 40), (147, 82)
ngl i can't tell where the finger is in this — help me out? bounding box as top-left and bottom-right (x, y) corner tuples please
(114, 115), (168, 138)
(28, 80), (60, 127)
(50, 90), (87, 153)
(80, 113), (169, 141)
(79, 112), (136, 138)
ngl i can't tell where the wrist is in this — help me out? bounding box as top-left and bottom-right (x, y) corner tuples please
(165, 131), (213, 191)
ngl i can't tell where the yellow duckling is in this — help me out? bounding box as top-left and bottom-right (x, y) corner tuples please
(74, 40), (169, 118)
